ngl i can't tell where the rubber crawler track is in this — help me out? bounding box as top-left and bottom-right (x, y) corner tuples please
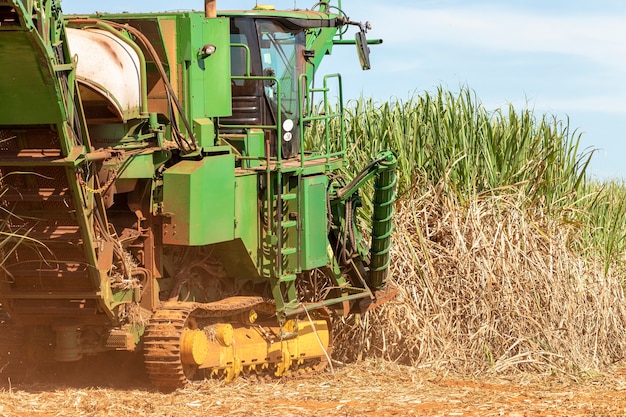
(143, 303), (195, 390)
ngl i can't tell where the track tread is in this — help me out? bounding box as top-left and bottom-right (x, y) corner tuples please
(143, 304), (195, 390)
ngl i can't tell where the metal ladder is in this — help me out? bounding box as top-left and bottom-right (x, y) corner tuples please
(265, 169), (302, 316)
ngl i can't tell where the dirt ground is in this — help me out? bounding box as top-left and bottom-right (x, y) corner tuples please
(0, 360), (625, 416)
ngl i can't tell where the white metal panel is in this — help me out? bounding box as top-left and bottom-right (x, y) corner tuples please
(67, 27), (142, 121)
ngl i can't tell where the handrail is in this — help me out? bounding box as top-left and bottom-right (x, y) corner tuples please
(221, 70), (345, 168)
(221, 74), (282, 165)
(230, 43), (252, 76)
(298, 72), (345, 167)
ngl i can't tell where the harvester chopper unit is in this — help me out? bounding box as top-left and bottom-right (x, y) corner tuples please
(0, 0), (397, 389)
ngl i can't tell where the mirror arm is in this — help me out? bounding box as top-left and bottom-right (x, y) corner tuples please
(333, 39), (383, 46)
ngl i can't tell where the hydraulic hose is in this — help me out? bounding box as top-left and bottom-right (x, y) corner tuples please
(368, 150), (397, 289)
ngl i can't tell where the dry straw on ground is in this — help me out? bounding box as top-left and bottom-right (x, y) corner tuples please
(334, 185), (626, 377)
(2, 360), (626, 416)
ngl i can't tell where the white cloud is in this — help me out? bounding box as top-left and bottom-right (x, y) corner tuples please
(531, 95), (626, 115)
(373, 58), (422, 74)
(365, 3), (626, 70)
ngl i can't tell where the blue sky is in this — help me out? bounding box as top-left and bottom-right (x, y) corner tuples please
(60, 0), (626, 180)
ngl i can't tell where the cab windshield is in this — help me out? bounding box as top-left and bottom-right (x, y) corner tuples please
(226, 17), (306, 158)
(257, 20), (305, 124)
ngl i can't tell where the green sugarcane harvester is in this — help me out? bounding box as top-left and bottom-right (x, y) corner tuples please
(0, 0), (397, 389)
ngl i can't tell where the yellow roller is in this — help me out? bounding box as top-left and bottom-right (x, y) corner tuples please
(199, 319), (330, 378)
(180, 329), (210, 366)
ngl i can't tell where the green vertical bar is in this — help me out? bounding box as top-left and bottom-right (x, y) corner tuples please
(369, 151), (398, 289)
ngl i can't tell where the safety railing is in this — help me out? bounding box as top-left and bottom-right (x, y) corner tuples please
(298, 72), (345, 167)
(220, 44), (345, 169)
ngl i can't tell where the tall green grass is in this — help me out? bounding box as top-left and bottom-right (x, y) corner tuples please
(337, 87), (590, 202)
(308, 86), (626, 274)
(574, 179), (626, 275)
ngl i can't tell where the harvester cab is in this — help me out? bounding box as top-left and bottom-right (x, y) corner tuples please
(219, 2), (378, 158)
(0, 0), (397, 389)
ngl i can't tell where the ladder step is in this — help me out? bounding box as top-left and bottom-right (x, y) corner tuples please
(5, 291), (101, 300)
(281, 193), (297, 201)
(279, 274), (297, 283)
(2, 187), (71, 202)
(281, 220), (297, 228)
(282, 247), (297, 256)
(0, 156), (71, 166)
(23, 225), (82, 241)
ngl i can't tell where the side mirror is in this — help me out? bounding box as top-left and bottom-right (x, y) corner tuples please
(355, 30), (371, 71)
